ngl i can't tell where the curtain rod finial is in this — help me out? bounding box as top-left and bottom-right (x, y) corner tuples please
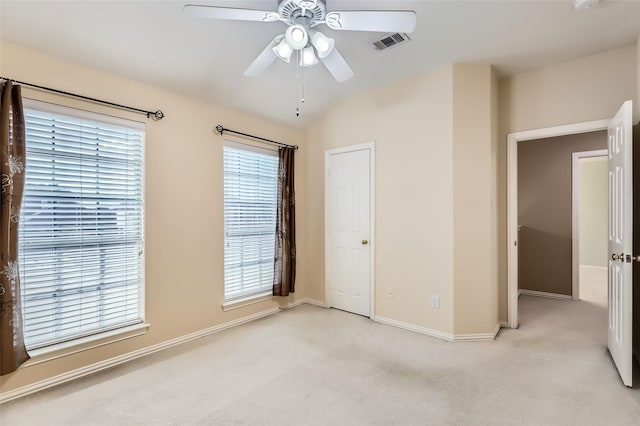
(216, 125), (224, 135)
(147, 110), (164, 120)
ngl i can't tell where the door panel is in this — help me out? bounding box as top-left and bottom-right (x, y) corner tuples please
(327, 148), (371, 317)
(607, 100), (633, 387)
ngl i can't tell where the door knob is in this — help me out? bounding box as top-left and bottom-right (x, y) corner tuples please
(611, 253), (624, 261)
(361, 240), (368, 245)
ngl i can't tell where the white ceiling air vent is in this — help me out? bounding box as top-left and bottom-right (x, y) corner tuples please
(372, 33), (411, 51)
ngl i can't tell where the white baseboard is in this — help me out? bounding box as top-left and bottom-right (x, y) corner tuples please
(454, 323), (502, 342)
(282, 298), (306, 309)
(282, 298), (328, 310)
(374, 315), (455, 342)
(519, 289), (572, 300)
(579, 265), (607, 272)
(373, 316), (500, 342)
(0, 306), (282, 404)
(499, 321), (510, 328)
(301, 298), (329, 308)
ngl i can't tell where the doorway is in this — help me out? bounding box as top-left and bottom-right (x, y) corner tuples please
(515, 131), (607, 306)
(325, 143), (375, 317)
(508, 103), (636, 387)
(507, 119), (610, 328)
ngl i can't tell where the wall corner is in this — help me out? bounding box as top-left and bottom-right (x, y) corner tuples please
(451, 63), (499, 335)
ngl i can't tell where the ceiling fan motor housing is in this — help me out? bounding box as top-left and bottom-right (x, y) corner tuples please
(278, 0), (326, 24)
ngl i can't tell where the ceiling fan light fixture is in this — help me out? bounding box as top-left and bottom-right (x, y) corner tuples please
(309, 29), (334, 58)
(300, 45), (318, 66)
(285, 24), (309, 50)
(273, 38), (294, 63)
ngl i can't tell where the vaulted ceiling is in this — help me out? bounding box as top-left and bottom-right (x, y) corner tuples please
(2, 0), (639, 128)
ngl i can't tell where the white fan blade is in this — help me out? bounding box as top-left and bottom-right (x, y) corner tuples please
(320, 48), (354, 83)
(244, 36), (281, 77)
(325, 11), (416, 33)
(183, 4), (280, 22)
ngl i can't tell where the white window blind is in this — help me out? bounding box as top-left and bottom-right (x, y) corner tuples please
(19, 100), (145, 349)
(223, 143), (278, 301)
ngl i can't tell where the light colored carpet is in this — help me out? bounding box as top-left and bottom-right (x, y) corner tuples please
(1, 296), (639, 425)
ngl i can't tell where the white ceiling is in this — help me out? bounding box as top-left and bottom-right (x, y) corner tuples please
(1, 1), (639, 128)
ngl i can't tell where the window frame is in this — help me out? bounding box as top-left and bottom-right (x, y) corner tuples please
(19, 98), (147, 352)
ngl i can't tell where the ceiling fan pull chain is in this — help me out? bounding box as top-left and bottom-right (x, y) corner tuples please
(296, 50), (301, 117)
(301, 63), (306, 104)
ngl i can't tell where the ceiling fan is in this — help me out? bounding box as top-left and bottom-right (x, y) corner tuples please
(184, 0), (417, 83)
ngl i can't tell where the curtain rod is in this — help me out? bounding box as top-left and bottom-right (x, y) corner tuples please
(216, 125), (298, 150)
(1, 76), (165, 120)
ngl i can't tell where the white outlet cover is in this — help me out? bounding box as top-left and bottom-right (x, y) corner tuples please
(431, 295), (440, 309)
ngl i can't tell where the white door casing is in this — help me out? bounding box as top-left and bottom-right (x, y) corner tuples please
(607, 100), (633, 387)
(325, 144), (374, 317)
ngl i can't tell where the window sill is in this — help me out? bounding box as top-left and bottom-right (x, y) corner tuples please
(222, 292), (273, 312)
(24, 322), (151, 367)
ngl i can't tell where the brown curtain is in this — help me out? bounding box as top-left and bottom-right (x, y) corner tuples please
(273, 146), (296, 296)
(0, 81), (30, 375)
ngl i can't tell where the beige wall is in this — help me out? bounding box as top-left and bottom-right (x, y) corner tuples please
(0, 41), (308, 393)
(518, 132), (606, 296)
(579, 156), (608, 268)
(307, 66), (456, 334)
(498, 45), (637, 319)
(452, 64), (498, 334)
(307, 63), (499, 337)
(500, 46), (637, 134)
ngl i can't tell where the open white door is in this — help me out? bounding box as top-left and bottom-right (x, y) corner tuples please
(607, 100), (633, 387)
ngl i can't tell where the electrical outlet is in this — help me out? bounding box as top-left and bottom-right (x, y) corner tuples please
(387, 287), (394, 298)
(431, 295), (440, 309)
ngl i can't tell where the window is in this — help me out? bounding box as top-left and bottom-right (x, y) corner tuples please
(19, 100), (145, 349)
(223, 142), (278, 301)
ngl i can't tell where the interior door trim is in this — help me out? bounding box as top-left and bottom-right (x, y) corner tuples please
(324, 142), (375, 318)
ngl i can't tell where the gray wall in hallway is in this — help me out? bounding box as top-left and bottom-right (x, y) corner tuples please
(518, 131), (606, 295)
